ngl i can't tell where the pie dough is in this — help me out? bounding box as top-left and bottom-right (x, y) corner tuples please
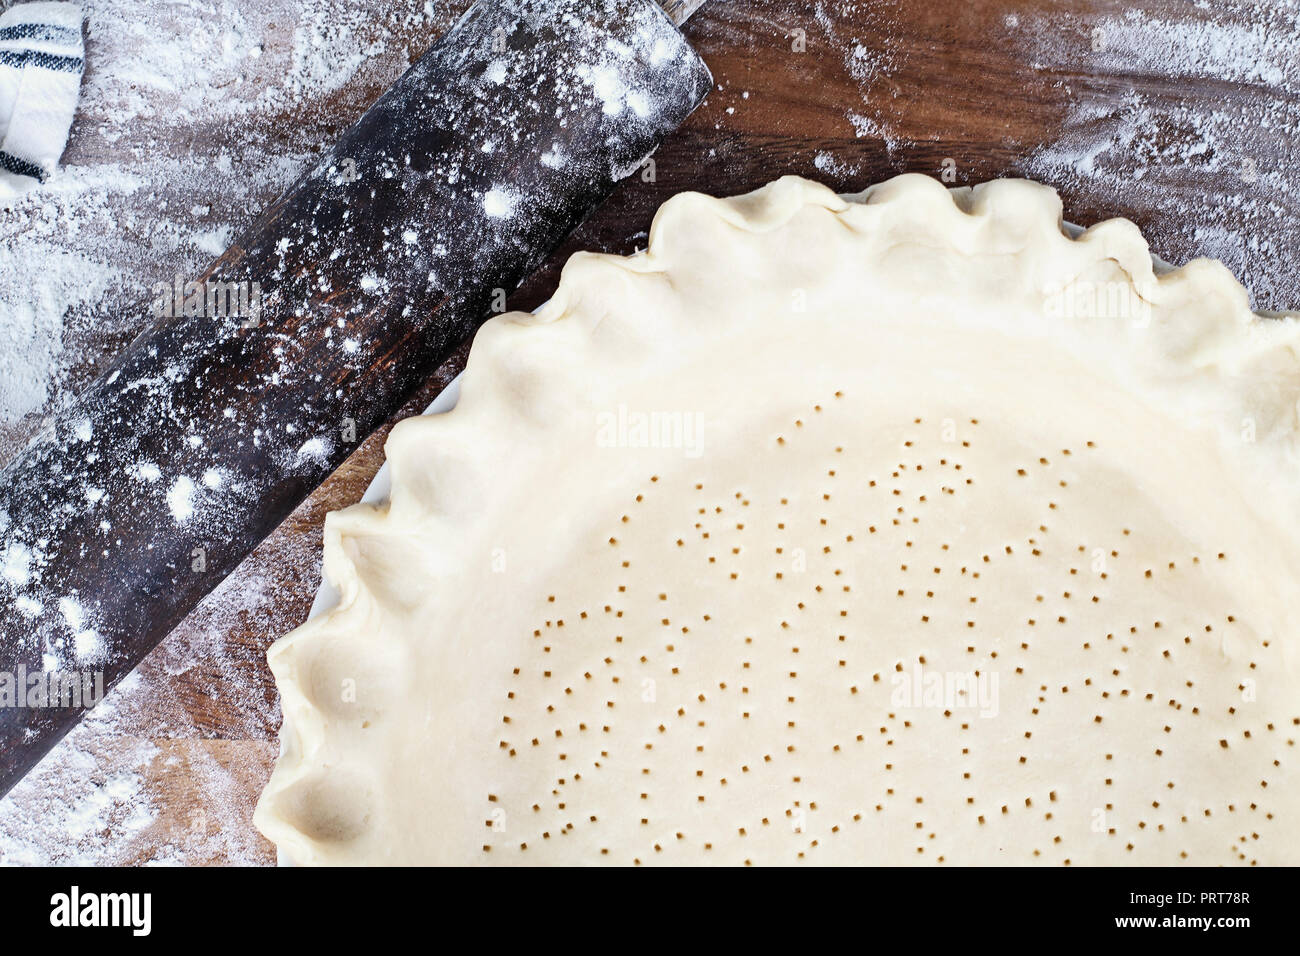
(255, 174), (1300, 865)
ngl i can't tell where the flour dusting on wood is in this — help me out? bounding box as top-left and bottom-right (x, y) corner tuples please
(0, 0), (462, 866)
(1008, 2), (1300, 310)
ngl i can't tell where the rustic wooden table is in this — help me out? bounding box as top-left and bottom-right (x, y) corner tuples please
(1, 0), (1296, 864)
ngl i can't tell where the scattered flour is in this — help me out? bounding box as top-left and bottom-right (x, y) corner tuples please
(813, 149), (856, 177)
(1009, 2), (1300, 310)
(293, 435), (332, 465)
(0, 497), (324, 865)
(0, 0), (453, 458)
(166, 475), (196, 524)
(0, 243), (119, 421)
(189, 226), (233, 257)
(482, 186), (518, 219)
(0, 673), (159, 866)
(0, 0), (455, 867)
(738, 0), (1300, 311)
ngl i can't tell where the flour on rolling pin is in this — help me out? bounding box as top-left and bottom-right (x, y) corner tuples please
(0, 0), (712, 797)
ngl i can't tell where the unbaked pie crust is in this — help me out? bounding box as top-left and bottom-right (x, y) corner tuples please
(255, 174), (1300, 865)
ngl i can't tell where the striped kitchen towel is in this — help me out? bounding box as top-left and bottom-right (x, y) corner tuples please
(0, 2), (84, 200)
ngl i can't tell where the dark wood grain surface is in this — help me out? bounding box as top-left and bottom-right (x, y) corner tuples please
(6, 0), (1296, 864)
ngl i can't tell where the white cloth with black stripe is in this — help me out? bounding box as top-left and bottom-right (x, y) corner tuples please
(0, 2), (83, 200)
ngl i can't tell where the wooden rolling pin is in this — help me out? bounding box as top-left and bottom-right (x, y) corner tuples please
(0, 0), (712, 797)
